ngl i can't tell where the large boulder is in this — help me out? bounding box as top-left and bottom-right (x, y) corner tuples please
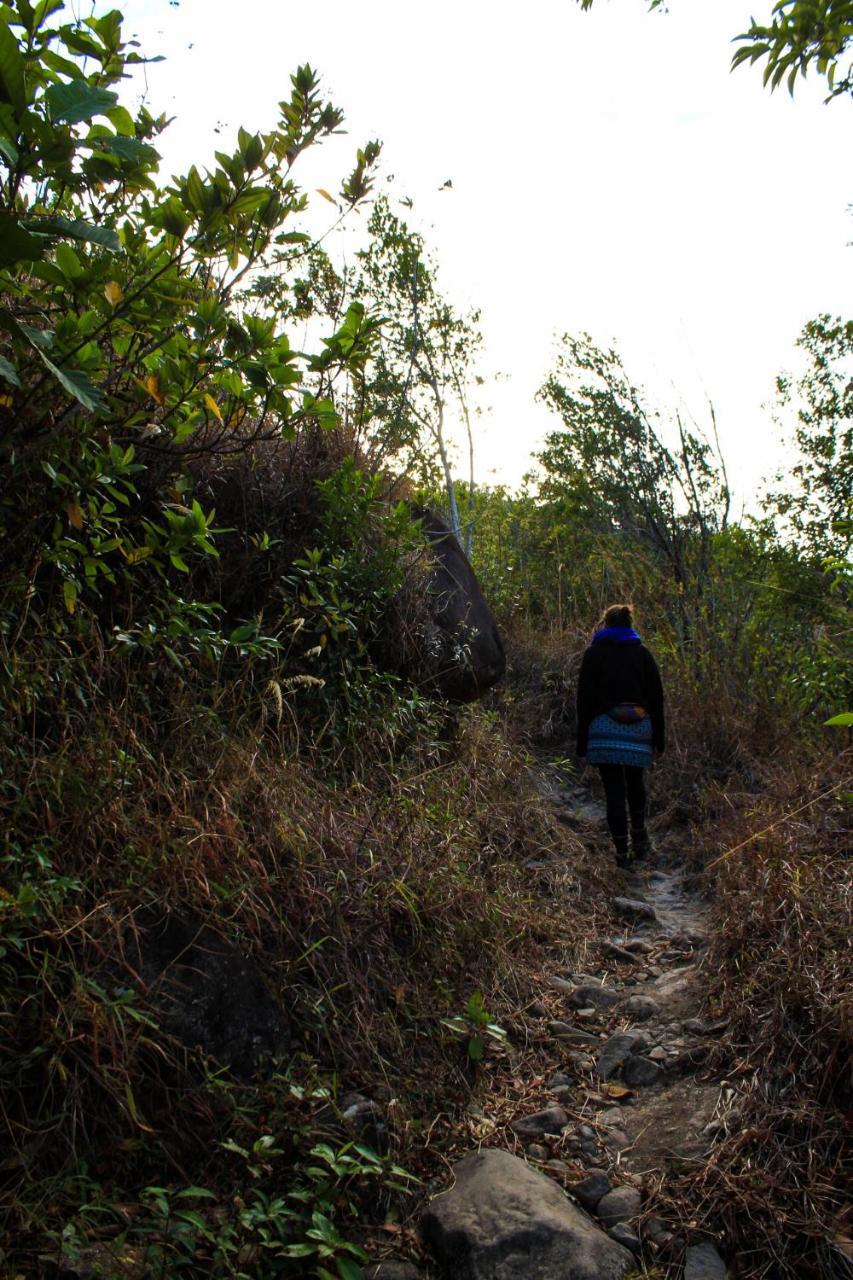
(421, 1149), (634, 1279)
(419, 509), (506, 702)
(120, 907), (289, 1077)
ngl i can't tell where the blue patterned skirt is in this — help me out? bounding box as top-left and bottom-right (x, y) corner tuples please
(586, 712), (653, 768)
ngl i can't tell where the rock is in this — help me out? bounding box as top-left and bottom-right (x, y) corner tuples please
(527, 1143), (549, 1160)
(421, 1149), (634, 1279)
(649, 1046), (669, 1062)
(608, 1223), (641, 1254)
(548, 1071), (572, 1089)
(605, 942), (638, 964)
(596, 1186), (642, 1228)
(571, 1171), (611, 1210)
(622, 938), (654, 954)
(684, 1017), (706, 1034)
(668, 1045), (711, 1074)
(684, 1242), (729, 1279)
(526, 999), (548, 1018)
(622, 1055), (662, 1087)
(546, 1158), (570, 1173)
(612, 897), (657, 923)
(624, 994), (658, 1021)
(602, 1128), (629, 1152)
(597, 1032), (644, 1081)
(547, 975), (577, 993)
(569, 983), (620, 1010)
(567, 1052), (594, 1071)
(341, 1094), (388, 1153)
(120, 907), (288, 1077)
(510, 1105), (569, 1137)
(550, 1023), (599, 1047)
(366, 1265), (424, 1280)
(643, 1216), (673, 1246)
(419, 509), (505, 701)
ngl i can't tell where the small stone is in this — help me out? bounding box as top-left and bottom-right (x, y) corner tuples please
(685, 1241), (729, 1279)
(623, 938), (654, 953)
(684, 1017), (706, 1034)
(571, 1171), (611, 1210)
(550, 1022), (599, 1046)
(603, 1128), (629, 1151)
(597, 1185), (642, 1227)
(578, 1124), (596, 1140)
(545, 1158), (569, 1173)
(613, 897), (658, 923)
(605, 942), (637, 964)
(526, 999), (548, 1018)
(597, 1031), (644, 1080)
(624, 994), (658, 1021)
(644, 1216), (672, 1246)
(567, 1051), (594, 1071)
(646, 964), (664, 977)
(511, 1105), (569, 1137)
(570, 983), (621, 1010)
(576, 1007), (599, 1019)
(527, 1143), (549, 1160)
(649, 1045), (668, 1062)
(622, 1055), (662, 1087)
(609, 1223), (641, 1254)
(551, 1085), (573, 1102)
(546, 974), (576, 994)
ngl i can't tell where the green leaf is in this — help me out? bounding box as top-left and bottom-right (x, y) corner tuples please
(54, 241), (84, 280)
(45, 79), (118, 125)
(336, 1259), (364, 1280)
(0, 212), (45, 268)
(37, 356), (106, 413)
(24, 215), (120, 251)
(0, 131), (18, 163)
(825, 712), (853, 727)
(0, 353), (20, 386)
(106, 104), (135, 135)
(106, 134), (159, 165)
(0, 15), (26, 115)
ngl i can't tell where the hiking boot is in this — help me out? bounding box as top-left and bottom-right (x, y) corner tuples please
(614, 838), (631, 869)
(631, 828), (652, 860)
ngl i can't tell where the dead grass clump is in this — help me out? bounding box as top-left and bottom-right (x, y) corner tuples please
(669, 752), (852, 1277)
(0, 669), (602, 1266)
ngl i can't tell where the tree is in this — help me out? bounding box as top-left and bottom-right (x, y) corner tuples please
(764, 315), (852, 560)
(0, 0), (381, 639)
(576, 0), (853, 100)
(537, 334), (730, 641)
(255, 195), (485, 555)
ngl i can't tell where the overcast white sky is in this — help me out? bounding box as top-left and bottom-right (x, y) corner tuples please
(114, 0), (851, 507)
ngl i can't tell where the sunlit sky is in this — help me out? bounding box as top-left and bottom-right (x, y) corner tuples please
(113, 0), (851, 509)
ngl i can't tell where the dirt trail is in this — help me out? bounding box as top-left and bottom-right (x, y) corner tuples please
(558, 781), (725, 1172)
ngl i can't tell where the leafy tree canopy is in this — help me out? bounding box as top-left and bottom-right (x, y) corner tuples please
(576, 0), (853, 100)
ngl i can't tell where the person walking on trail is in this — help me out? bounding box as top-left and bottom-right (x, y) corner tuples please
(576, 603), (665, 869)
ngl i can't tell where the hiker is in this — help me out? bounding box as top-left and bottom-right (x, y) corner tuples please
(576, 603), (665, 868)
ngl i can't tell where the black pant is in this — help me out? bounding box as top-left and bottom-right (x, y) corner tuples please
(598, 764), (646, 845)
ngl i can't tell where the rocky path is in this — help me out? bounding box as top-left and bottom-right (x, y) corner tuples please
(372, 778), (734, 1280)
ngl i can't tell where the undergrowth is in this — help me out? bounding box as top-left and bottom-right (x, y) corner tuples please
(0, 636), (602, 1275)
(659, 753), (852, 1279)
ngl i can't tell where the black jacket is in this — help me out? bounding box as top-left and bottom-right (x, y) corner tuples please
(576, 640), (665, 756)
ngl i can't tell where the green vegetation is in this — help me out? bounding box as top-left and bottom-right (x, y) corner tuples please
(577, 0), (853, 100)
(0, 3), (850, 1278)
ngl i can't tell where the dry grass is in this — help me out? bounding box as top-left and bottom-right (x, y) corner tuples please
(657, 751), (853, 1278)
(0, 655), (607, 1269)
